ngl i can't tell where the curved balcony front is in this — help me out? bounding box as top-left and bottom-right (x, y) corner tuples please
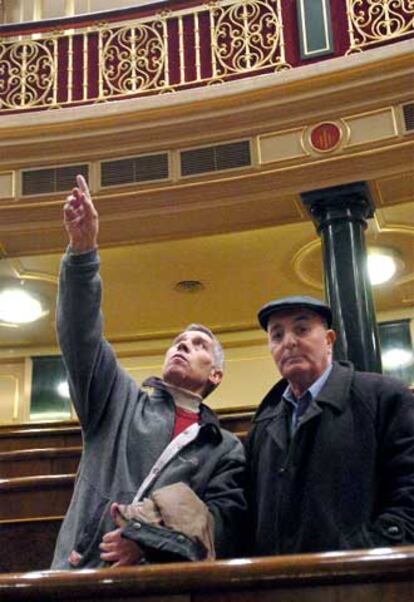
(0, 0), (413, 114)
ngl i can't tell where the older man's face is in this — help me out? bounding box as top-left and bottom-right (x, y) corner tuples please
(162, 330), (222, 396)
(267, 308), (336, 397)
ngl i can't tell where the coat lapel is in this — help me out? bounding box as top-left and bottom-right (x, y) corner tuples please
(265, 402), (290, 451)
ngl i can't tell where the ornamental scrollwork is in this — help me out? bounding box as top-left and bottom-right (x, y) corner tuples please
(210, 0), (285, 76)
(0, 39), (56, 109)
(347, 0), (414, 50)
(99, 19), (166, 97)
(1, 0), (411, 114)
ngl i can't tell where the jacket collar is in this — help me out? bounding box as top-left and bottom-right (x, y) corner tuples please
(253, 360), (354, 423)
(314, 361), (354, 412)
(143, 376), (222, 443)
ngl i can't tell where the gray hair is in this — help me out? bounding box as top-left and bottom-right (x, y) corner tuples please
(184, 323), (225, 371)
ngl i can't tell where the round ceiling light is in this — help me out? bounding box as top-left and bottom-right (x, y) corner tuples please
(0, 287), (46, 324)
(367, 248), (400, 286)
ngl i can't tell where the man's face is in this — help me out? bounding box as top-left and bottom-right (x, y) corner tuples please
(267, 309), (336, 396)
(162, 330), (223, 396)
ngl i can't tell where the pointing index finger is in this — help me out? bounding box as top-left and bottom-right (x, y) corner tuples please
(76, 174), (91, 199)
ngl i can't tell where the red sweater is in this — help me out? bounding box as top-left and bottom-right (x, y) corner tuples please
(173, 405), (198, 438)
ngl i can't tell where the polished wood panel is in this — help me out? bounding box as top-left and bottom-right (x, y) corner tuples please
(0, 411), (253, 521)
(0, 421), (78, 431)
(0, 547), (412, 601)
(0, 410), (252, 453)
(0, 427), (81, 452)
(0, 474), (74, 519)
(0, 517), (62, 573)
(217, 409), (253, 440)
(0, 447), (81, 478)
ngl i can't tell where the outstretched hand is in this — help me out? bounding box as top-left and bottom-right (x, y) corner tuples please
(64, 175), (98, 252)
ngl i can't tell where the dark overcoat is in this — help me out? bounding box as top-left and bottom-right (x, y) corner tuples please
(245, 361), (414, 554)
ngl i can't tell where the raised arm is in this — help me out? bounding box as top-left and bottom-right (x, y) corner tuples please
(57, 176), (120, 434)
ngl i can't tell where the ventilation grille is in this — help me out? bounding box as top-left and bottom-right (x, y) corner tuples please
(402, 103), (414, 131)
(180, 140), (251, 176)
(101, 153), (169, 187)
(22, 164), (88, 196)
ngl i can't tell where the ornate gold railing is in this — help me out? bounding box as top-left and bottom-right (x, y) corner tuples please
(0, 0), (288, 112)
(346, 0), (414, 52)
(0, 0), (413, 113)
(0, 37), (58, 109)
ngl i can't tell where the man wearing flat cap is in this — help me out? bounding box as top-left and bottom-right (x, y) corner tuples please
(245, 295), (414, 555)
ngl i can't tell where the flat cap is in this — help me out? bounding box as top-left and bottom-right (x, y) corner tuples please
(257, 295), (333, 331)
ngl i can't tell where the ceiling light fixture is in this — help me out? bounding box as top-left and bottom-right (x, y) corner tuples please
(174, 280), (205, 294)
(0, 287), (46, 324)
(367, 247), (400, 286)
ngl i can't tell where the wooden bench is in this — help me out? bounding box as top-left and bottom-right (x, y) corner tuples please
(0, 546), (412, 601)
(0, 447), (81, 478)
(0, 426), (81, 453)
(0, 474), (75, 520)
(0, 517), (62, 573)
(0, 409), (252, 526)
(0, 409), (253, 453)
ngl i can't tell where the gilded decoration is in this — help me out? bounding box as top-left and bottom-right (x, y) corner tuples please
(210, 0), (286, 76)
(0, 38), (57, 109)
(0, 0), (413, 113)
(0, 0), (289, 112)
(346, 0), (414, 51)
(100, 19), (167, 96)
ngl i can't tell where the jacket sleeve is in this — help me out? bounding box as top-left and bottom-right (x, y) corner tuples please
(56, 248), (121, 435)
(202, 435), (247, 558)
(345, 380), (414, 549)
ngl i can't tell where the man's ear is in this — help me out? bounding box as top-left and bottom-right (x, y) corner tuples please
(326, 329), (336, 347)
(208, 368), (223, 388)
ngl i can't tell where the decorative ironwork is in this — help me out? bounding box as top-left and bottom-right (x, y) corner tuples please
(99, 18), (167, 97)
(0, 38), (57, 109)
(210, 0), (286, 76)
(0, 0), (291, 112)
(346, 0), (414, 51)
(0, 0), (288, 111)
(1, 0), (411, 114)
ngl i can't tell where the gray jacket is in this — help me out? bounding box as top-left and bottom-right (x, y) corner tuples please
(51, 249), (246, 569)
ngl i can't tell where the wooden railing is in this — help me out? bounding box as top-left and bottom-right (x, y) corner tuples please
(0, 446), (81, 478)
(0, 424), (81, 452)
(1, 409), (413, 581)
(0, 546), (413, 602)
(0, 474), (75, 520)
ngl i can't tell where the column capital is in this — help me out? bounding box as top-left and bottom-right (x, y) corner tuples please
(301, 181), (375, 233)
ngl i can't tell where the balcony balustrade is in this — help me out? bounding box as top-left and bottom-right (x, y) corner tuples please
(346, 0), (414, 52)
(0, 0), (412, 114)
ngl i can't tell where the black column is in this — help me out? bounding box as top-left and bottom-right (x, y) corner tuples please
(301, 181), (382, 373)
